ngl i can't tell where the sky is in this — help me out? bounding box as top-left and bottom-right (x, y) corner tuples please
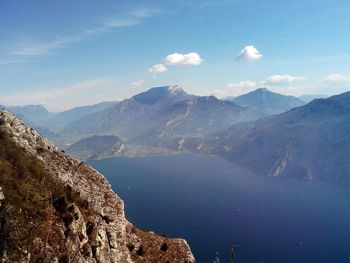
(0, 0), (349, 111)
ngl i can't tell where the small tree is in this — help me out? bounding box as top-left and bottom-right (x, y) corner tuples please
(230, 244), (239, 263)
(213, 252), (221, 263)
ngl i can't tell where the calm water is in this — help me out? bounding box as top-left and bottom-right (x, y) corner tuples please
(89, 154), (350, 263)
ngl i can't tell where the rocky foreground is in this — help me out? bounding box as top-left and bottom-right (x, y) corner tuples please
(0, 110), (195, 263)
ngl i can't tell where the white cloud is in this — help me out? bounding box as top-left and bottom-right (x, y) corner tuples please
(263, 74), (305, 86)
(324, 74), (350, 82)
(131, 80), (145, 88)
(227, 81), (257, 96)
(227, 81), (257, 90)
(164, 52), (204, 66)
(236, 45), (263, 61)
(148, 63), (167, 73)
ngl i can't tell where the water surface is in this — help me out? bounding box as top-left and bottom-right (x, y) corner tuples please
(89, 154), (350, 263)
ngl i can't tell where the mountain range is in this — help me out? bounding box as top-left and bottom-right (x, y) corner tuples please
(202, 91), (350, 184)
(54, 85), (262, 148)
(3, 86), (347, 184)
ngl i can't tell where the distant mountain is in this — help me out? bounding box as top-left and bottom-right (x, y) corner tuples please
(6, 104), (53, 127)
(299, 94), (328, 103)
(142, 95), (260, 148)
(203, 91), (350, 184)
(57, 85), (261, 148)
(4, 101), (118, 135)
(232, 88), (305, 114)
(66, 135), (128, 160)
(46, 101), (118, 133)
(133, 85), (194, 105)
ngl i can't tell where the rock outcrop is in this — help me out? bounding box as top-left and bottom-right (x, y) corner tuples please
(0, 110), (195, 263)
(66, 135), (128, 161)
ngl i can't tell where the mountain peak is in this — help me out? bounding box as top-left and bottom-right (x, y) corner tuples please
(233, 88), (305, 114)
(256, 87), (270, 93)
(133, 85), (191, 105)
(168, 84), (183, 93)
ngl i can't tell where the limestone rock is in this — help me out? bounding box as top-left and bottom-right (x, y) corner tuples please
(0, 110), (195, 263)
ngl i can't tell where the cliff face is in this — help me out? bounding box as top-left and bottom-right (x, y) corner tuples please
(0, 110), (195, 263)
(66, 135), (128, 161)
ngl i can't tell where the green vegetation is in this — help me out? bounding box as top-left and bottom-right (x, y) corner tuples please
(0, 132), (93, 262)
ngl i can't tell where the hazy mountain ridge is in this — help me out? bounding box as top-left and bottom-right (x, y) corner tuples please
(203, 91), (350, 184)
(232, 88), (305, 114)
(3, 86), (346, 182)
(56, 86), (262, 149)
(299, 94), (329, 103)
(4, 102), (118, 135)
(6, 104), (53, 128)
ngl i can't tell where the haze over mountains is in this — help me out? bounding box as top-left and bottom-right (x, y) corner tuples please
(3, 86), (305, 147)
(231, 88), (305, 114)
(203, 91), (350, 184)
(3, 85), (349, 184)
(47, 85), (264, 147)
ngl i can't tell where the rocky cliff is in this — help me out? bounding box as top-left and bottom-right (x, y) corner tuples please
(0, 110), (195, 263)
(66, 135), (128, 161)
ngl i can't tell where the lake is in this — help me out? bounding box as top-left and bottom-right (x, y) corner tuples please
(89, 154), (350, 263)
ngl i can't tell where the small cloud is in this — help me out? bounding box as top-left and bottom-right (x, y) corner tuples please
(131, 80), (145, 88)
(236, 45), (263, 61)
(324, 74), (350, 82)
(164, 52), (204, 66)
(148, 63), (167, 73)
(227, 81), (257, 95)
(227, 81), (257, 89)
(263, 74), (305, 86)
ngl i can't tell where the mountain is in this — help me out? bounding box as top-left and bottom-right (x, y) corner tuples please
(232, 88), (305, 114)
(299, 94), (328, 103)
(57, 85), (261, 150)
(0, 110), (195, 262)
(133, 85), (194, 105)
(6, 104), (53, 127)
(46, 101), (119, 133)
(4, 102), (118, 135)
(203, 91), (350, 184)
(66, 135), (128, 160)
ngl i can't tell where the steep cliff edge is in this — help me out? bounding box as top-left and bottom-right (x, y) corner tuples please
(0, 110), (195, 263)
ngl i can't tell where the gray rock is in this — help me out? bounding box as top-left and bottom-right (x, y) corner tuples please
(0, 110), (195, 263)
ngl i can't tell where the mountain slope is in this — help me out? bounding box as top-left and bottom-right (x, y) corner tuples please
(47, 101), (119, 133)
(204, 91), (350, 184)
(57, 86), (261, 149)
(0, 110), (195, 262)
(66, 135), (128, 160)
(133, 85), (194, 105)
(6, 104), (53, 127)
(299, 94), (328, 103)
(232, 88), (305, 114)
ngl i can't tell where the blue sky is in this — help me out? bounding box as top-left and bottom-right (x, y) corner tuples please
(0, 0), (349, 111)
